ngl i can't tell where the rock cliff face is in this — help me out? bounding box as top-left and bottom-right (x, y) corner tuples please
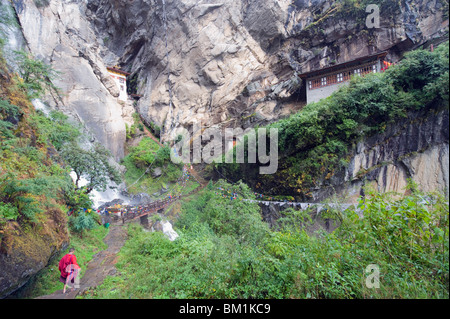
(9, 0), (448, 155)
(86, 0), (448, 141)
(11, 0), (134, 160)
(0, 209), (69, 299)
(7, 0), (448, 202)
(312, 106), (449, 202)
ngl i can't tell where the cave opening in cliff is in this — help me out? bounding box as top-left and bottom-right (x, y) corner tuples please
(127, 73), (139, 97)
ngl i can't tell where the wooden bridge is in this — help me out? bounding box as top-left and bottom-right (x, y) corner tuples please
(105, 166), (208, 224)
(106, 196), (180, 224)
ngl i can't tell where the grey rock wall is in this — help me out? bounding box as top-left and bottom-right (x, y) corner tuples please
(10, 0), (448, 156)
(86, 0), (448, 142)
(11, 0), (129, 160)
(312, 107), (449, 202)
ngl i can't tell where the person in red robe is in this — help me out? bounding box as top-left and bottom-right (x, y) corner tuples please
(58, 248), (81, 294)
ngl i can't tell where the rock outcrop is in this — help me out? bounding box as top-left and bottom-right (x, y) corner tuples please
(11, 0), (131, 160)
(311, 106), (449, 202)
(0, 209), (69, 299)
(8, 0), (448, 157)
(86, 0), (448, 142)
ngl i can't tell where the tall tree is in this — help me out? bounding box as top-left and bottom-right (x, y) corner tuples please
(61, 142), (121, 194)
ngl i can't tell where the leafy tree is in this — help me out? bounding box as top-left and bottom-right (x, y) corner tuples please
(0, 172), (72, 223)
(14, 50), (60, 99)
(61, 142), (121, 194)
(63, 187), (94, 214)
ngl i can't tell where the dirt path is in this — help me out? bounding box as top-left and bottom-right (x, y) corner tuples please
(36, 224), (128, 299)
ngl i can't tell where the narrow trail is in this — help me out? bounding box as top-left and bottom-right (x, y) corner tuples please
(35, 224), (128, 299)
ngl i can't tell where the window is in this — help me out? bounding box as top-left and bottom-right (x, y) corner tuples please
(373, 64), (377, 73)
(119, 78), (125, 84)
(321, 77), (327, 86)
(120, 85), (124, 91)
(354, 69), (361, 76)
(337, 73), (343, 82)
(309, 81), (312, 90)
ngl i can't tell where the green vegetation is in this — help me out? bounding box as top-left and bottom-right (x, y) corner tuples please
(0, 47), (74, 230)
(0, 39), (118, 287)
(147, 120), (162, 139)
(33, 0), (51, 9)
(29, 110), (81, 151)
(0, 1), (19, 31)
(126, 112), (144, 140)
(219, 41), (449, 197)
(84, 180), (448, 299)
(122, 137), (184, 195)
(69, 211), (99, 239)
(14, 50), (60, 99)
(60, 142), (120, 194)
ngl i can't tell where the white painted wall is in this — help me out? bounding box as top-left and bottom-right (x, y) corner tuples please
(306, 59), (383, 104)
(108, 71), (128, 101)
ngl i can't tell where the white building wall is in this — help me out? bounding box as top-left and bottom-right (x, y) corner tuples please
(306, 59), (383, 105)
(108, 72), (128, 101)
(307, 81), (348, 104)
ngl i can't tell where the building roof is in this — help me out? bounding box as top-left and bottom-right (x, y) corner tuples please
(107, 67), (131, 77)
(130, 94), (143, 100)
(298, 51), (388, 79)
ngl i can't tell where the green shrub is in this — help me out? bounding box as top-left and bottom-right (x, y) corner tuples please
(0, 202), (19, 227)
(69, 211), (97, 238)
(29, 110), (81, 151)
(14, 50), (60, 99)
(34, 0), (50, 8)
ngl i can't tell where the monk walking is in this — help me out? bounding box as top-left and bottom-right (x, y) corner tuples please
(58, 248), (81, 294)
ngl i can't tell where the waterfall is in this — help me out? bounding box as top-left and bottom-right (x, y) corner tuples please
(69, 172), (131, 210)
(0, 0), (160, 212)
(162, 221), (179, 241)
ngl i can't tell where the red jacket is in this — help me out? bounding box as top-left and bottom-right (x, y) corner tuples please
(58, 253), (80, 278)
